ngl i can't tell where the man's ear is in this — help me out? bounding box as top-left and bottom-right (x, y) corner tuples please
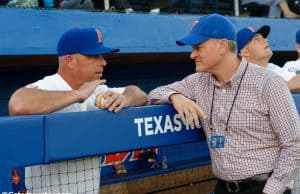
(64, 55), (75, 68)
(240, 47), (250, 57)
(218, 39), (229, 54)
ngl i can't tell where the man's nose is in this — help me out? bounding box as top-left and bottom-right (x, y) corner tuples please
(190, 49), (197, 59)
(102, 60), (107, 66)
(98, 56), (107, 66)
(264, 38), (268, 43)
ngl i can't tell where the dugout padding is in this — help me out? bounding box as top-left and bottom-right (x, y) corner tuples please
(0, 104), (210, 191)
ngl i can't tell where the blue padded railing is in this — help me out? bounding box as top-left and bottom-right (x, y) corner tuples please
(0, 104), (206, 192)
(293, 93), (300, 112)
(1, 93), (300, 192)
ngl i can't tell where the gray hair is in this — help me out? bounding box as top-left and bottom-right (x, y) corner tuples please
(58, 56), (65, 65)
(228, 40), (237, 53)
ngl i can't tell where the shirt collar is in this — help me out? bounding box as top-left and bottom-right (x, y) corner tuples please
(210, 57), (248, 88)
(230, 57), (248, 86)
(55, 73), (73, 90)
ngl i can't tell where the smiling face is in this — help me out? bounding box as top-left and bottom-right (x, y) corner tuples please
(57, 53), (108, 89)
(240, 33), (273, 66)
(190, 39), (227, 73)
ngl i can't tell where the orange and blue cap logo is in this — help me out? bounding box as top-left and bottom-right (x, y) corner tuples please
(190, 20), (199, 31)
(247, 26), (255, 32)
(95, 29), (102, 43)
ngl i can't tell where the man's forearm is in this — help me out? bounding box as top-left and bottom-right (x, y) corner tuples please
(287, 79), (300, 92)
(122, 86), (147, 107)
(9, 87), (82, 115)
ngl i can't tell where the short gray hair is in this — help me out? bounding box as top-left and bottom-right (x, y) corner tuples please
(228, 40), (237, 53)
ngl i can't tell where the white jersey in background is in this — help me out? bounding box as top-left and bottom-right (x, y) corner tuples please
(283, 59), (300, 73)
(267, 62), (295, 81)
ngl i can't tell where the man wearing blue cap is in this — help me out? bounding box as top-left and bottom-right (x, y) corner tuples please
(283, 30), (300, 74)
(148, 13), (299, 194)
(238, 25), (300, 193)
(8, 27), (147, 193)
(283, 30), (300, 193)
(237, 25), (300, 91)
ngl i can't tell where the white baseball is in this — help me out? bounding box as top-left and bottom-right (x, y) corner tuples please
(95, 94), (106, 109)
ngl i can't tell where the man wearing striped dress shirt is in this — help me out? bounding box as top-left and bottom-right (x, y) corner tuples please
(148, 13), (300, 194)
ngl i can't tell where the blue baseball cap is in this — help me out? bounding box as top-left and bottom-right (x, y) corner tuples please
(176, 13), (236, 46)
(237, 25), (270, 54)
(57, 27), (119, 56)
(296, 29), (300, 44)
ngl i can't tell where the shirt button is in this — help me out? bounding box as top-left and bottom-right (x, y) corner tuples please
(222, 89), (226, 93)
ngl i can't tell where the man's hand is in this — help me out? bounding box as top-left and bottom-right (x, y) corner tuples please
(76, 79), (106, 102)
(288, 75), (300, 91)
(97, 91), (128, 113)
(169, 93), (206, 128)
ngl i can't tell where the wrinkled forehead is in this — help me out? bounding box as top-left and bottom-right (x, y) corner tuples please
(245, 34), (265, 49)
(251, 33), (264, 41)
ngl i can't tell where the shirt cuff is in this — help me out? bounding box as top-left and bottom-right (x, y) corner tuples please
(148, 91), (180, 105)
(263, 177), (286, 194)
(167, 91), (183, 102)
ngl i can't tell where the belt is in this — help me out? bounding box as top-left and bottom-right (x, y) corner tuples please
(218, 172), (271, 192)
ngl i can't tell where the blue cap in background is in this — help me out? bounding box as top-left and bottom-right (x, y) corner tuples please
(176, 13), (236, 46)
(237, 25), (270, 54)
(57, 27), (119, 56)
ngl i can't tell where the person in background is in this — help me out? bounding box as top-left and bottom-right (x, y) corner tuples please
(113, 0), (172, 14)
(6, 0), (94, 9)
(283, 29), (300, 74)
(283, 29), (300, 193)
(6, 0), (38, 8)
(237, 25), (300, 91)
(58, 0), (94, 10)
(9, 27), (147, 193)
(148, 13), (300, 194)
(241, 0), (299, 18)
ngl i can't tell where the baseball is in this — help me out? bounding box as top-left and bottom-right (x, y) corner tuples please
(95, 94), (107, 109)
